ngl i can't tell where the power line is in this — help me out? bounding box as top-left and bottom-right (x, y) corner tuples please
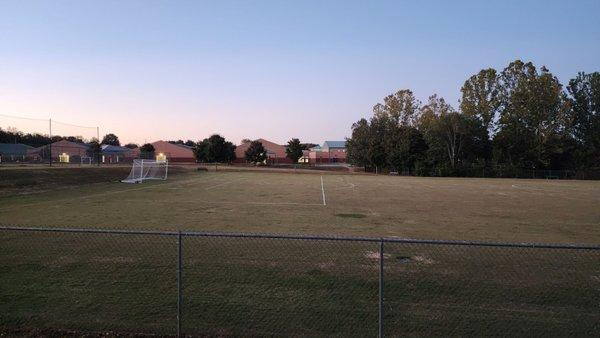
(52, 119), (97, 129)
(0, 113), (97, 129)
(0, 113), (48, 122)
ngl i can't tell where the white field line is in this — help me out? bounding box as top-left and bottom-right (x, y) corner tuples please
(332, 176), (356, 191)
(321, 175), (326, 206)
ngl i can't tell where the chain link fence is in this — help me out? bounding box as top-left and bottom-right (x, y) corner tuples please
(1, 226), (599, 336)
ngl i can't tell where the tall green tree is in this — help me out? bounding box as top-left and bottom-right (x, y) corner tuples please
(101, 133), (120, 146)
(385, 125), (428, 173)
(139, 143), (155, 159)
(494, 60), (572, 169)
(567, 72), (600, 167)
(346, 62), (598, 176)
(244, 140), (267, 164)
(194, 134), (236, 163)
(460, 68), (501, 133)
(419, 95), (458, 169)
(194, 141), (208, 162)
(367, 115), (390, 172)
(169, 139), (196, 147)
(87, 140), (101, 159)
(373, 89), (421, 126)
(123, 143), (138, 149)
(285, 138), (305, 164)
(0, 127), (50, 147)
(419, 95), (487, 173)
(346, 118), (371, 170)
(65, 136), (85, 143)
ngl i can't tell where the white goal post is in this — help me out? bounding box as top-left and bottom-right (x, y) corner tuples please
(81, 156), (92, 165)
(121, 159), (168, 183)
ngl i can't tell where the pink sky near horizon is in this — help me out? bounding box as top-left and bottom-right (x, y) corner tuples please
(0, 53), (364, 146)
(0, 81), (356, 146)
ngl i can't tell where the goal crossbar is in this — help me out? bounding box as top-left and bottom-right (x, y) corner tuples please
(80, 156), (92, 165)
(121, 159), (168, 183)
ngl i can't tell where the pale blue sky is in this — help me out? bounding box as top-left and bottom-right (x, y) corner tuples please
(1, 0), (599, 144)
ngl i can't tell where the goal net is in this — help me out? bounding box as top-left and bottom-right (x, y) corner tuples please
(121, 159), (168, 183)
(81, 156), (92, 165)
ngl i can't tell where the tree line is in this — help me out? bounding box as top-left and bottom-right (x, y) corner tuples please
(0, 129), (141, 150)
(192, 135), (311, 165)
(347, 60), (600, 176)
(2, 126), (313, 166)
(0, 127), (88, 148)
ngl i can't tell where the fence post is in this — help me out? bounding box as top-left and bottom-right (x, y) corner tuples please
(379, 239), (384, 338)
(177, 231), (182, 337)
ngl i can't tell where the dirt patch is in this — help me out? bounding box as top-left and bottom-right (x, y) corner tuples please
(318, 261), (336, 269)
(395, 255), (435, 264)
(335, 213), (367, 219)
(412, 255), (435, 264)
(92, 256), (137, 264)
(365, 251), (391, 260)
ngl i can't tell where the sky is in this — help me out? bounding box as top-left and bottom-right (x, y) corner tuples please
(1, 0), (599, 145)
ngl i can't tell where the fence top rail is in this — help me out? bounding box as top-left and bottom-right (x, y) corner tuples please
(1, 225), (599, 250)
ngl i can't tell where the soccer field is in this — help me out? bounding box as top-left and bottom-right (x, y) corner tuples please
(1, 169), (599, 243)
(2, 168), (599, 336)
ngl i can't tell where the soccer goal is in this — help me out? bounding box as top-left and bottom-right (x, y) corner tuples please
(80, 156), (92, 165)
(121, 159), (168, 183)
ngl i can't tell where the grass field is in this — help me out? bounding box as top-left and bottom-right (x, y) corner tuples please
(1, 167), (599, 336)
(2, 228), (598, 336)
(1, 167), (600, 243)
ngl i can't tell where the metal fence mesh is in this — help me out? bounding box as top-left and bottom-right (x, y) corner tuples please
(182, 236), (378, 336)
(1, 227), (599, 336)
(383, 243), (600, 336)
(0, 230), (177, 335)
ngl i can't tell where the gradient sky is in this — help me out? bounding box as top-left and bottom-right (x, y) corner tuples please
(1, 0), (599, 145)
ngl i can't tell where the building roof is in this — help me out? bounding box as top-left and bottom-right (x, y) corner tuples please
(323, 141), (346, 149)
(235, 138), (286, 158)
(0, 143), (33, 155)
(173, 143), (194, 150)
(25, 140), (89, 156)
(32, 140), (89, 150)
(151, 140), (195, 158)
(101, 144), (131, 153)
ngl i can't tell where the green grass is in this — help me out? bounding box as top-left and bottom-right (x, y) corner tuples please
(1, 168), (599, 243)
(0, 166), (131, 197)
(2, 231), (598, 336)
(1, 167), (599, 335)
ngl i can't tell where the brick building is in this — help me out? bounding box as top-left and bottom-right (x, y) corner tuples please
(234, 138), (293, 164)
(309, 141), (347, 164)
(27, 140), (89, 163)
(132, 140), (195, 162)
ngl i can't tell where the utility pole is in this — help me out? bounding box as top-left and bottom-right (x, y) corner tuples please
(97, 126), (101, 166)
(48, 118), (52, 167)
